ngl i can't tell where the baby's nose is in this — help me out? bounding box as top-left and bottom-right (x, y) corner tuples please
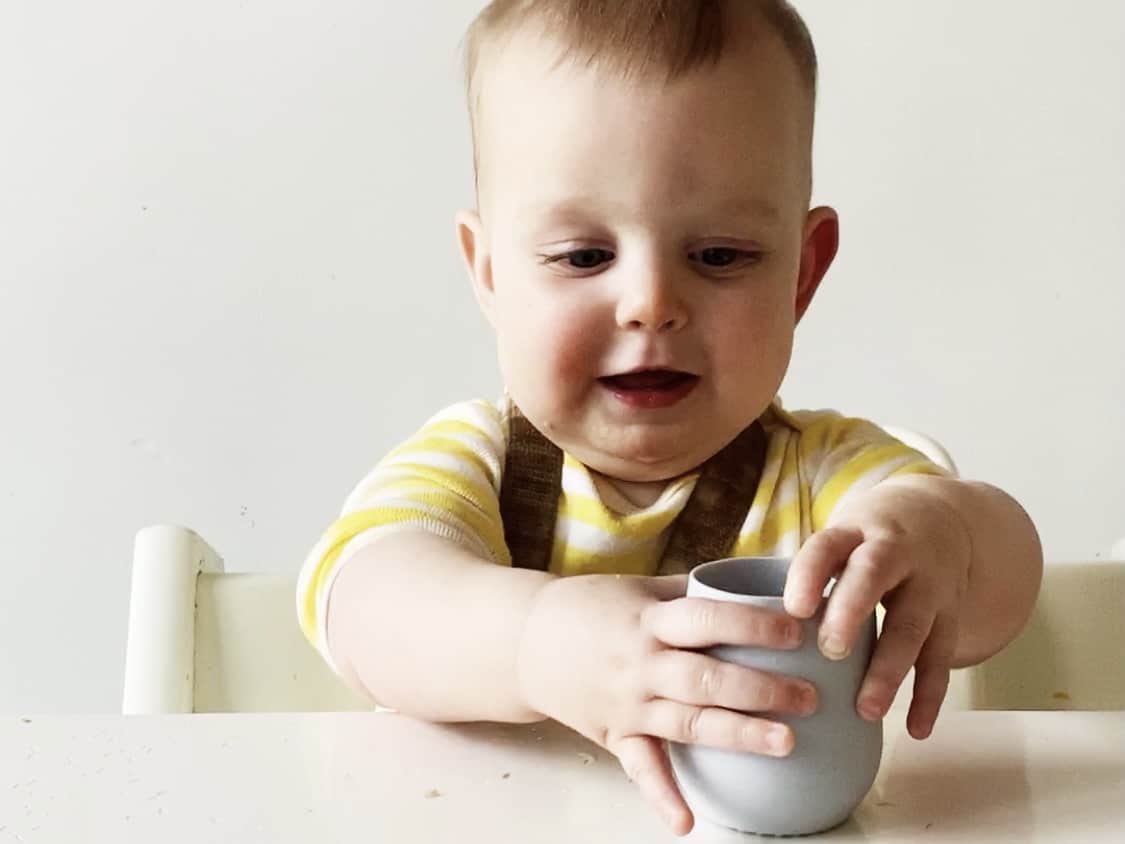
(615, 275), (689, 332)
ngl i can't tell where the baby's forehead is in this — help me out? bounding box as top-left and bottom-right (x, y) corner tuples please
(471, 20), (813, 149)
(471, 27), (814, 216)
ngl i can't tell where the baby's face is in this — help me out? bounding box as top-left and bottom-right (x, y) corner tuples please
(460, 25), (836, 482)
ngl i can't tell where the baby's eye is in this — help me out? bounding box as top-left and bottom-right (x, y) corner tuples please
(540, 247), (616, 272)
(691, 246), (760, 268)
(565, 248), (615, 269)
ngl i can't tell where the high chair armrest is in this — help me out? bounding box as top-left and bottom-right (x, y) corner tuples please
(122, 525), (224, 714)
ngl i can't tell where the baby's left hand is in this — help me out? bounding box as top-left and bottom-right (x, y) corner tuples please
(783, 478), (973, 739)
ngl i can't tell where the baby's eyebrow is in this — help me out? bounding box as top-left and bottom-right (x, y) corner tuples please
(516, 194), (783, 237)
(521, 197), (623, 224)
(714, 196), (782, 223)
(514, 198), (614, 240)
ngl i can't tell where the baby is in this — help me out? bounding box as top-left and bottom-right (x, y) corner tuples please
(297, 0), (1043, 835)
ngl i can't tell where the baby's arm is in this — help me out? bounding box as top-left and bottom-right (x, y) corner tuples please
(326, 530), (553, 723)
(326, 526), (814, 731)
(785, 468), (1042, 739)
(880, 475), (1042, 668)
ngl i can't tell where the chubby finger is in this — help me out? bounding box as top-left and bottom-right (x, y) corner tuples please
(817, 540), (908, 660)
(611, 734), (693, 835)
(906, 613), (958, 739)
(784, 527), (864, 618)
(642, 700), (795, 757)
(648, 651), (818, 716)
(643, 598), (802, 650)
(856, 597), (936, 721)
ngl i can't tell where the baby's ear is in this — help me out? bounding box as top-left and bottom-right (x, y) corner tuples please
(455, 209), (496, 325)
(795, 206), (839, 323)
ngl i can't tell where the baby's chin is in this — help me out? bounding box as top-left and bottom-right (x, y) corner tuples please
(519, 401), (747, 481)
(563, 430), (718, 483)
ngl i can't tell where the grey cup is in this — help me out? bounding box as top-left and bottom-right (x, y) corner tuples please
(668, 557), (882, 837)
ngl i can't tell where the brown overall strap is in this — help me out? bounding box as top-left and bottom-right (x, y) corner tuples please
(500, 405), (768, 574)
(499, 407), (565, 572)
(657, 421), (767, 574)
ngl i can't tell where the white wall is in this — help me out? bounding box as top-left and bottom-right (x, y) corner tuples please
(1, 1), (1121, 713)
(789, 0), (1125, 557)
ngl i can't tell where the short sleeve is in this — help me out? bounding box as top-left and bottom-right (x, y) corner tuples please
(295, 399), (510, 659)
(794, 411), (950, 532)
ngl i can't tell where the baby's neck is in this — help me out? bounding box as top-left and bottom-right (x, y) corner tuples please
(591, 472), (669, 511)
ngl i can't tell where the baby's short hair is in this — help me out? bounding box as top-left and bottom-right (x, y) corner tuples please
(463, 0), (818, 167)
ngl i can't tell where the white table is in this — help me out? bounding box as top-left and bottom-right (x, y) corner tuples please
(1, 711), (1121, 842)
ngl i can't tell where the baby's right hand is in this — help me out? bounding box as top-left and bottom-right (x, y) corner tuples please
(516, 574), (818, 836)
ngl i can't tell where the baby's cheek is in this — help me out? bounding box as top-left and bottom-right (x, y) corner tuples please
(495, 292), (600, 392)
(502, 285), (600, 375)
(549, 315), (602, 381)
(714, 304), (793, 391)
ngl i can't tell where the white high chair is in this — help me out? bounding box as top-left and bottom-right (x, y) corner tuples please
(878, 424), (958, 475)
(958, 558), (1124, 710)
(121, 525), (366, 714)
(122, 523), (1124, 714)
(1111, 536), (1125, 559)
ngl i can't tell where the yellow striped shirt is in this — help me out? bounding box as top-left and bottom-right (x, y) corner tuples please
(296, 399), (946, 661)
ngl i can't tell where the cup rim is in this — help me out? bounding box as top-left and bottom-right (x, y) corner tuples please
(689, 556), (791, 601)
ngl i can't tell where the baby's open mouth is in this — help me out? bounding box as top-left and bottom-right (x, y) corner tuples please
(598, 369), (700, 408)
(599, 369), (698, 391)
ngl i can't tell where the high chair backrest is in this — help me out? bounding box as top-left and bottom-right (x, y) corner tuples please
(958, 559), (1124, 710)
(879, 424), (958, 475)
(122, 525), (366, 714)
(122, 528), (1123, 714)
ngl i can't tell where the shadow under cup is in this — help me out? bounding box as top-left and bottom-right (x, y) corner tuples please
(667, 557), (882, 837)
